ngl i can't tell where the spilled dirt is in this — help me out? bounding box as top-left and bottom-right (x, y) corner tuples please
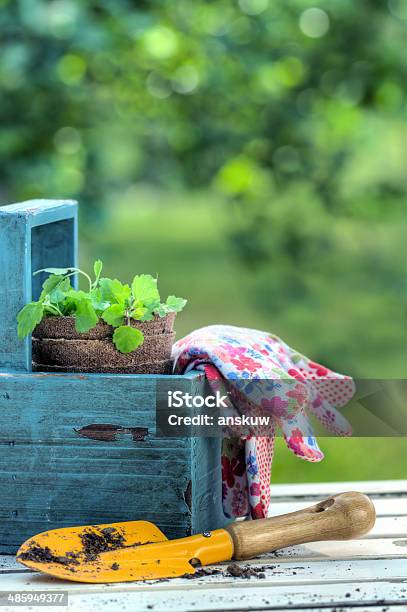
(18, 525), (157, 574)
(79, 527), (126, 561)
(19, 526), (131, 571)
(19, 544), (80, 567)
(225, 562), (266, 579)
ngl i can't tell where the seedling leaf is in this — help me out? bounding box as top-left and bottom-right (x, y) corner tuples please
(74, 299), (98, 333)
(113, 326), (144, 353)
(34, 267), (78, 276)
(94, 260), (103, 284)
(155, 304), (168, 318)
(17, 302), (44, 339)
(132, 274), (160, 308)
(99, 278), (131, 304)
(90, 288), (110, 313)
(48, 277), (71, 304)
(102, 304), (125, 326)
(166, 295), (187, 313)
(40, 274), (65, 299)
(130, 306), (148, 320)
(139, 310), (155, 322)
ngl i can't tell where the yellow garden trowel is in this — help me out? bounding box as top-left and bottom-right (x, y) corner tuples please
(17, 491), (375, 583)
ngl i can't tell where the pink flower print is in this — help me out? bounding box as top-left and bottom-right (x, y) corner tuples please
(222, 457), (235, 488)
(230, 352), (262, 372)
(221, 455), (245, 488)
(252, 343), (269, 357)
(287, 383), (308, 406)
(325, 409), (336, 425)
(287, 428), (321, 460)
(204, 364), (224, 382)
(249, 482), (261, 497)
(226, 346), (262, 368)
(251, 501), (265, 519)
(261, 396), (289, 418)
(215, 345), (233, 363)
(312, 395), (323, 408)
(288, 368), (306, 382)
(225, 346), (245, 357)
(309, 361), (329, 377)
(286, 427), (305, 456)
(231, 482), (248, 516)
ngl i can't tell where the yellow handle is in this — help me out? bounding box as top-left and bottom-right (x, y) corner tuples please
(225, 491), (376, 560)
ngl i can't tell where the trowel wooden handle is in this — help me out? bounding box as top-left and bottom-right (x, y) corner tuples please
(225, 491), (376, 560)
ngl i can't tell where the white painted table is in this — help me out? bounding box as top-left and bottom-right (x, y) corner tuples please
(1, 480), (406, 611)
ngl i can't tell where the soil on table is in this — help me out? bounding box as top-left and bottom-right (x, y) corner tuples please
(181, 562), (268, 580)
(226, 562), (266, 579)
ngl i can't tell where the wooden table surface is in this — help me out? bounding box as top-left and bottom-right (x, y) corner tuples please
(1, 480), (406, 611)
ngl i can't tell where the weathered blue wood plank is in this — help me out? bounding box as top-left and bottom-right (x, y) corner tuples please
(0, 370), (227, 552)
(188, 374), (227, 534)
(0, 214), (31, 371)
(191, 437), (227, 535)
(0, 446), (189, 476)
(0, 477), (191, 511)
(1, 199), (78, 228)
(0, 371), (202, 440)
(0, 439), (190, 450)
(0, 200), (78, 372)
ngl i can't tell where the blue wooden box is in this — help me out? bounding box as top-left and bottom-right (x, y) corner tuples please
(0, 200), (226, 553)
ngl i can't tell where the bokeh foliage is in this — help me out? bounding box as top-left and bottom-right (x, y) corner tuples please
(1, 0), (406, 481)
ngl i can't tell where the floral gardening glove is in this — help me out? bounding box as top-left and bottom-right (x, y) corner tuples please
(172, 325), (355, 520)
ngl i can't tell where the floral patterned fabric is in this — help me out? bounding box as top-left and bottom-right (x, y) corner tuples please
(172, 325), (355, 520)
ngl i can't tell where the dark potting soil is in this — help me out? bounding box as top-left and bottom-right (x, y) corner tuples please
(226, 563), (266, 579)
(181, 562), (268, 580)
(19, 527), (155, 572)
(19, 544), (80, 567)
(181, 567), (222, 579)
(79, 527), (126, 562)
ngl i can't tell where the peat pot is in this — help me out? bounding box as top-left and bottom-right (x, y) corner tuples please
(32, 313), (176, 374)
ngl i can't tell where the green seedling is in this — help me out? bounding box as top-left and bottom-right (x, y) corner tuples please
(17, 260), (187, 353)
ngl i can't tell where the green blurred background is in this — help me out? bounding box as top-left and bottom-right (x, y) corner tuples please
(1, 0), (406, 483)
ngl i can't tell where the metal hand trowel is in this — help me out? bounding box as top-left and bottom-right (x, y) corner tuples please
(17, 491), (375, 583)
